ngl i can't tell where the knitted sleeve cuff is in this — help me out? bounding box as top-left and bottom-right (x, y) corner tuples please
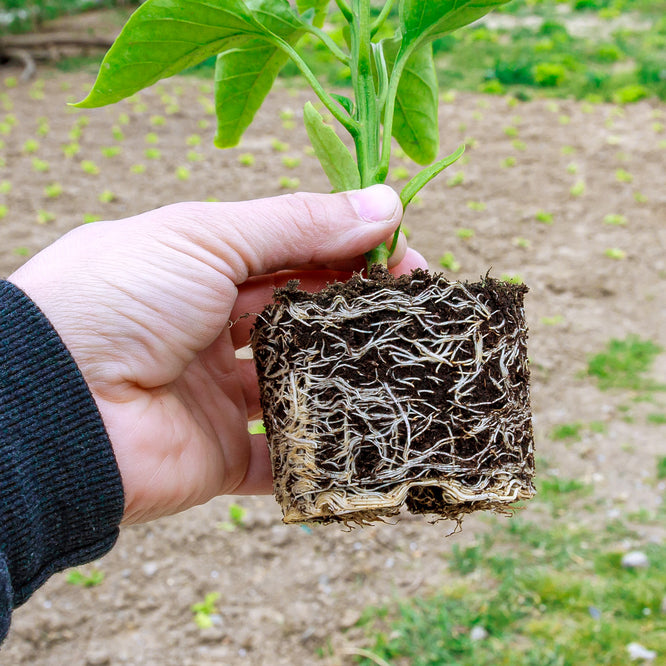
(0, 280), (125, 641)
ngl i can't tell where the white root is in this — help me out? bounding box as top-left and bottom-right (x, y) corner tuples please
(253, 273), (535, 525)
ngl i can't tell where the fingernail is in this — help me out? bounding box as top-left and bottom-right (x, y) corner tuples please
(348, 184), (400, 223)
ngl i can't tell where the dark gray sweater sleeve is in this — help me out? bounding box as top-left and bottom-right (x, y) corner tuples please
(0, 280), (125, 643)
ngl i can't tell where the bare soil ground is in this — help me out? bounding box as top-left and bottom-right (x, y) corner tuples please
(0, 45), (664, 665)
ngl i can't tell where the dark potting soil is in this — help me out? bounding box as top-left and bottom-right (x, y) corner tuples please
(252, 266), (534, 524)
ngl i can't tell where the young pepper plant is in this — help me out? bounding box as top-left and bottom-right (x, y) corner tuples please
(76, 0), (508, 267)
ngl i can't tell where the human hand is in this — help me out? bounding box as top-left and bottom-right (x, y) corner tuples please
(9, 186), (427, 524)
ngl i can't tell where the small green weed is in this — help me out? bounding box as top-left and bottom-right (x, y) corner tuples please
(570, 180), (586, 197)
(550, 422), (582, 440)
(439, 252), (461, 273)
(603, 213), (627, 226)
(587, 336), (663, 392)
(604, 247), (626, 260)
(657, 457), (666, 479)
(217, 502), (247, 532)
(191, 592), (220, 629)
(456, 228), (475, 240)
(356, 519), (666, 666)
(66, 568), (105, 587)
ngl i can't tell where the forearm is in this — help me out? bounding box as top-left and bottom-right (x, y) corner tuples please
(0, 281), (125, 643)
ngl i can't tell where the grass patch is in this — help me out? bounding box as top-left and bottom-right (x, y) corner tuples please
(355, 519), (666, 665)
(587, 335), (664, 392)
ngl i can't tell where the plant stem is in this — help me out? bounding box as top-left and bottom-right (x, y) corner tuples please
(374, 42), (415, 184)
(350, 0), (379, 189)
(349, 0), (385, 269)
(370, 0), (396, 38)
(333, 0), (353, 22)
(302, 24), (350, 65)
(365, 242), (390, 268)
(268, 36), (359, 136)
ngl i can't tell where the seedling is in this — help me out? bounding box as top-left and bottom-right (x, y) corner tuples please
(186, 134), (202, 147)
(81, 160), (100, 175)
(439, 251), (461, 273)
(101, 146), (122, 159)
(76, 0), (534, 526)
(191, 592), (220, 629)
(466, 201), (486, 212)
(62, 142), (80, 158)
(447, 171), (465, 187)
(535, 210), (554, 224)
(150, 114), (166, 126)
(0, 204), (7, 220)
(604, 248), (625, 260)
(500, 156), (516, 168)
(37, 119), (50, 137)
(270, 139), (289, 153)
(145, 132), (159, 145)
(217, 502), (248, 531)
(570, 180), (586, 197)
(37, 210), (55, 225)
(144, 148), (162, 160)
(391, 165), (410, 181)
(603, 213), (627, 226)
(44, 183), (63, 199)
(281, 155), (302, 169)
(66, 568), (105, 588)
(98, 190), (117, 204)
(31, 158), (50, 173)
(615, 168), (633, 183)
(456, 227), (475, 239)
(22, 138), (39, 154)
(278, 176), (300, 189)
(238, 152), (256, 167)
(83, 213), (102, 224)
(187, 151), (204, 162)
(176, 166), (191, 181)
(0, 180), (11, 195)
(130, 164), (147, 174)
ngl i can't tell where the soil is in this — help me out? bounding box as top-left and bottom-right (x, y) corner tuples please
(252, 268), (533, 524)
(0, 11), (665, 664)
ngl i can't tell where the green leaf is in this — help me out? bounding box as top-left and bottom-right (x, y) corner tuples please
(400, 143), (465, 208)
(331, 93), (354, 116)
(400, 0), (510, 51)
(303, 101), (360, 192)
(214, 0), (306, 148)
(296, 0), (329, 27)
(384, 39), (439, 165)
(75, 0), (267, 108)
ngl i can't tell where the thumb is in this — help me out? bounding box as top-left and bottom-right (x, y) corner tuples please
(171, 185), (403, 282)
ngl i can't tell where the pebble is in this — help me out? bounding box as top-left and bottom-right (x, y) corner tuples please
(470, 626), (488, 642)
(85, 650), (111, 666)
(626, 642), (657, 661)
(621, 551), (650, 569)
(142, 561), (159, 577)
